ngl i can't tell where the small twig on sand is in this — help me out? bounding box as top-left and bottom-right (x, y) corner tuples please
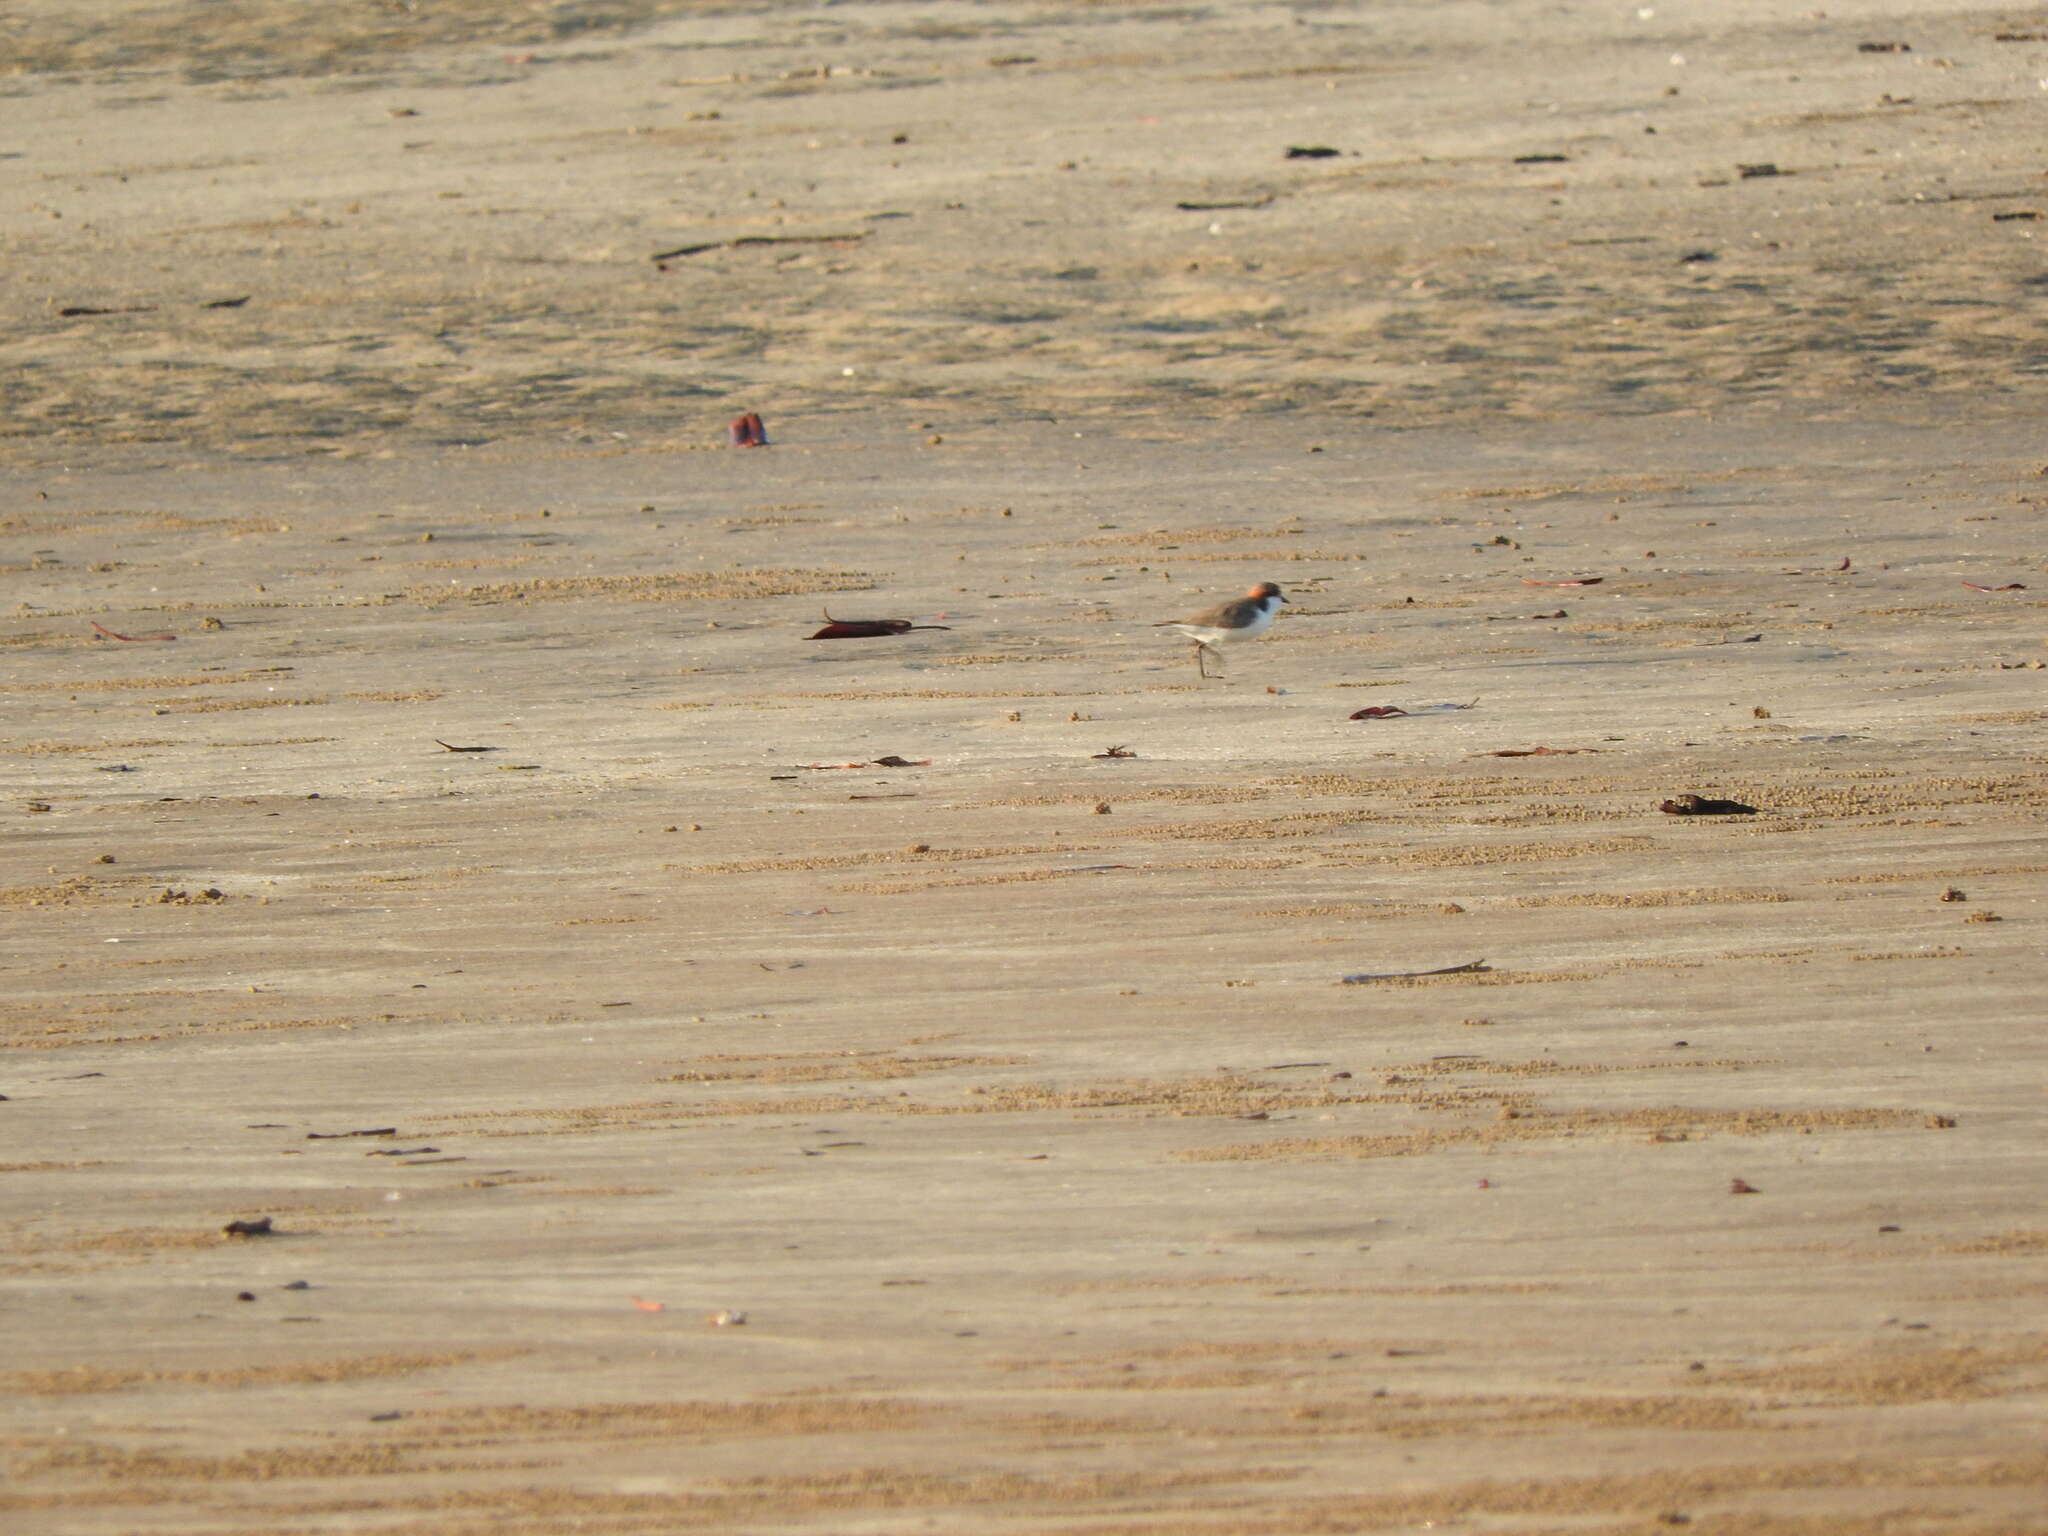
(1340, 959), (1490, 984)
(653, 233), (870, 262)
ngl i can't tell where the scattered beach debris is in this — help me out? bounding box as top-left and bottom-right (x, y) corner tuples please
(1092, 745), (1136, 759)
(1737, 162), (1786, 178)
(434, 739), (496, 753)
(1939, 887), (1966, 903)
(708, 1309), (748, 1327)
(1340, 959), (1490, 984)
(90, 620), (176, 642)
(728, 412), (769, 447)
(1513, 153), (1569, 164)
(222, 1218), (275, 1238)
(1521, 576), (1603, 587)
(1488, 609), (1568, 620)
(157, 887), (224, 903)
(57, 303), (156, 317)
(306, 1127), (398, 1140)
(1473, 746), (1597, 757)
(809, 612), (951, 639)
(1659, 794), (1760, 816)
(1857, 40), (1911, 52)
(630, 1297), (666, 1313)
(202, 295), (251, 309)
(1961, 581), (2026, 592)
(1284, 145), (1341, 159)
(1729, 1178), (1762, 1194)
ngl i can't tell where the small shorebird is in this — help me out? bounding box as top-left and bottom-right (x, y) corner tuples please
(1153, 581), (1286, 679)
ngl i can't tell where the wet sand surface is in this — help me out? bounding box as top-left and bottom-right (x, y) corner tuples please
(4, 3), (2047, 1533)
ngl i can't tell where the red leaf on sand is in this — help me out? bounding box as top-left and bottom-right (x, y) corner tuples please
(729, 412), (769, 447)
(811, 619), (913, 638)
(1348, 705), (1410, 720)
(808, 614), (952, 639)
(91, 620), (177, 643)
(797, 757), (931, 770)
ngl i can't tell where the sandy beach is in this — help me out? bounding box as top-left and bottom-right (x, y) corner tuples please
(5, 3), (2047, 1532)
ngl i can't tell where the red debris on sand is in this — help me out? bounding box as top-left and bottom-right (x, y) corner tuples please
(91, 620), (176, 643)
(729, 412), (769, 447)
(1348, 705), (1411, 720)
(809, 613), (951, 639)
(1961, 581), (2026, 592)
(813, 619), (914, 638)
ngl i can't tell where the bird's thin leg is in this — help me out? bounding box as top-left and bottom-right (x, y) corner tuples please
(1196, 642), (1220, 679)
